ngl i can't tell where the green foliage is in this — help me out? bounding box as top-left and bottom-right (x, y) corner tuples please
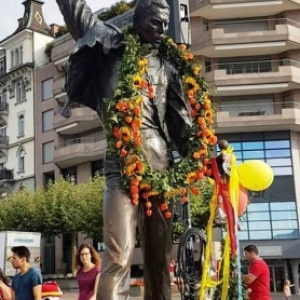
(0, 176), (105, 240)
(44, 42), (54, 59)
(98, 1), (131, 21)
(55, 25), (69, 38)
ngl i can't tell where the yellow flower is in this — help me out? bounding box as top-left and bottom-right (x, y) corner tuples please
(185, 76), (197, 86)
(132, 74), (147, 89)
(120, 126), (132, 142)
(192, 64), (202, 76)
(186, 172), (197, 183)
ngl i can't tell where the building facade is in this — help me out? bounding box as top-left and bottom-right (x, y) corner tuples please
(0, 0), (54, 195)
(190, 0), (300, 292)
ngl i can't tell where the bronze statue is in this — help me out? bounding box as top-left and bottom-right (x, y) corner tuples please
(56, 0), (192, 299)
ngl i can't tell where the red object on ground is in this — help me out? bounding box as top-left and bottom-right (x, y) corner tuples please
(42, 281), (63, 299)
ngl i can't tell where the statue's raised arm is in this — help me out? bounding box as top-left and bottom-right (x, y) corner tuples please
(56, 0), (124, 114)
(56, 0), (99, 41)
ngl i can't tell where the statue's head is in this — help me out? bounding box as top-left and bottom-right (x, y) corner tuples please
(133, 0), (170, 49)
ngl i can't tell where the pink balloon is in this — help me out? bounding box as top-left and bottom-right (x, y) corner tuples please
(238, 185), (248, 216)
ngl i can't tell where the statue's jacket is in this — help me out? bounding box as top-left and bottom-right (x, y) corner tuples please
(57, 0), (192, 165)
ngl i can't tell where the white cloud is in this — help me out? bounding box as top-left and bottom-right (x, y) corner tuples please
(0, 0), (120, 41)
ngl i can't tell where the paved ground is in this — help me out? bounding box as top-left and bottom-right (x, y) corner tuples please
(59, 290), (300, 299)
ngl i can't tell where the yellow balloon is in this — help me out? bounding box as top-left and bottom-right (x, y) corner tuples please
(237, 160), (274, 191)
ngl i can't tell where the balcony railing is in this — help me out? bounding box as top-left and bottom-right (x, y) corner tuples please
(217, 101), (300, 117)
(192, 17), (300, 35)
(0, 169), (13, 180)
(57, 134), (106, 149)
(206, 59), (300, 74)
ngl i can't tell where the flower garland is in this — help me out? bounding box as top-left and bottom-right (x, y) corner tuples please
(105, 31), (217, 218)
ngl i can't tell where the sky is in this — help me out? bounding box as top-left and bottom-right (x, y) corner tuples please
(0, 0), (119, 40)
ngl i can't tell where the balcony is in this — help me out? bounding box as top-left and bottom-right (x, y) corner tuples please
(53, 135), (107, 168)
(52, 73), (67, 103)
(215, 101), (300, 133)
(53, 107), (102, 135)
(0, 168), (14, 182)
(205, 59), (300, 96)
(190, 0), (300, 19)
(191, 18), (300, 57)
(51, 33), (74, 72)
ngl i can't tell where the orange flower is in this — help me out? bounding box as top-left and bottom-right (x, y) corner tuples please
(133, 107), (141, 116)
(131, 119), (142, 130)
(120, 149), (128, 157)
(194, 103), (201, 110)
(181, 196), (188, 203)
(190, 186), (200, 195)
(113, 127), (120, 138)
(189, 97), (196, 105)
(115, 140), (123, 149)
(193, 152), (201, 160)
(209, 135), (218, 145)
(131, 178), (140, 186)
(130, 185), (139, 194)
(116, 101), (128, 112)
(184, 52), (193, 60)
(136, 161), (145, 174)
(191, 110), (197, 118)
(165, 211), (172, 218)
(187, 90), (195, 98)
(135, 138), (142, 146)
(125, 115), (133, 124)
(160, 203), (168, 211)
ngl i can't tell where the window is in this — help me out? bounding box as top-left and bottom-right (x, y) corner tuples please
(42, 141), (54, 164)
(15, 49), (19, 66)
(20, 46), (23, 64)
(42, 110), (54, 132)
(62, 166), (77, 183)
(0, 125), (7, 137)
(0, 60), (4, 76)
(18, 115), (24, 136)
(237, 201), (299, 241)
(42, 78), (53, 100)
(22, 82), (26, 100)
(2, 90), (7, 103)
(11, 51), (14, 68)
(218, 131), (292, 176)
(16, 82), (22, 102)
(18, 149), (25, 172)
(43, 171), (55, 187)
(92, 160), (104, 177)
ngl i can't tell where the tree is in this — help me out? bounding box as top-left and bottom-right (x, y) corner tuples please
(55, 25), (69, 38)
(98, 1), (131, 21)
(0, 176), (105, 258)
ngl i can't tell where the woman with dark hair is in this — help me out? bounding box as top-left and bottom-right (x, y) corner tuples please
(73, 244), (101, 300)
(0, 268), (12, 300)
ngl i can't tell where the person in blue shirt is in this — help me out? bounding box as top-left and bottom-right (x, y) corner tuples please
(11, 246), (42, 300)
